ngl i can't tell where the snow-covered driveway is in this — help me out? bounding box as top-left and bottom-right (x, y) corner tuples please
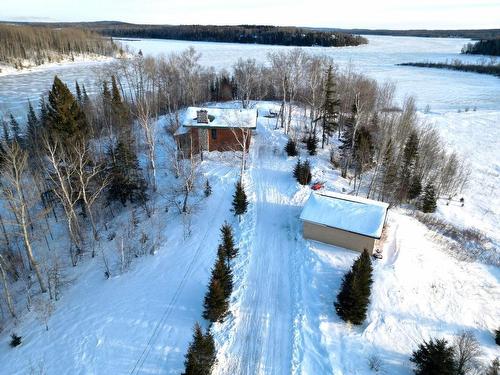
(213, 119), (311, 374)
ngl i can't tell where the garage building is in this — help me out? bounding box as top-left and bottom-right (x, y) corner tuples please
(300, 191), (389, 253)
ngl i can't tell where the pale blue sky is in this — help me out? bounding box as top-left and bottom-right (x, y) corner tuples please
(2, 0), (500, 29)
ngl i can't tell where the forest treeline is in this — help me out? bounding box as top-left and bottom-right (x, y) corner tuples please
(96, 24), (368, 47)
(321, 28), (500, 40)
(462, 39), (500, 56)
(398, 60), (500, 77)
(0, 23), (117, 68)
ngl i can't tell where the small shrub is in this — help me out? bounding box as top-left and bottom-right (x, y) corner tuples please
(284, 138), (298, 156)
(485, 358), (499, 375)
(368, 354), (382, 372)
(204, 179), (212, 197)
(10, 333), (22, 347)
(495, 328), (500, 346)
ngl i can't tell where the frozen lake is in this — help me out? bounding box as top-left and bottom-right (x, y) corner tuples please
(1, 35), (499, 118)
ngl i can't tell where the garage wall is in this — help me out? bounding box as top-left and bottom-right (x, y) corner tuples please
(303, 221), (375, 253)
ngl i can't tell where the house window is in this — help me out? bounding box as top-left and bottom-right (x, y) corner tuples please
(211, 129), (217, 140)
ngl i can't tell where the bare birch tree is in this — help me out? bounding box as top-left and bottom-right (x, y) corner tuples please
(1, 142), (47, 293)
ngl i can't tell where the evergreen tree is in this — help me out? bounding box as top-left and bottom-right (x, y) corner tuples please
(398, 131), (419, 202)
(293, 159), (312, 185)
(232, 181), (248, 218)
(203, 276), (229, 323)
(9, 113), (21, 143)
(339, 101), (357, 177)
(10, 333), (22, 348)
(107, 140), (148, 205)
(321, 65), (340, 148)
(408, 174), (423, 201)
(495, 328), (500, 345)
(203, 243), (234, 323)
(380, 139), (397, 201)
(285, 138), (298, 157)
(410, 338), (456, 375)
(422, 183), (437, 213)
(334, 249), (373, 325)
(182, 323), (216, 375)
(306, 134), (317, 156)
(204, 179), (212, 197)
(45, 76), (88, 145)
(26, 101), (38, 139)
(220, 222), (238, 260)
(75, 80), (82, 104)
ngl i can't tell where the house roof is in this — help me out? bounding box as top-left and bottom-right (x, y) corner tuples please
(300, 191), (389, 239)
(181, 107), (257, 129)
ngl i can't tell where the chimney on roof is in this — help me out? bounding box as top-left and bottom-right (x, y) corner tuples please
(196, 109), (209, 124)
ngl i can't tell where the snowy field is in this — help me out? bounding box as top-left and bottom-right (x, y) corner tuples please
(0, 34), (499, 374)
(0, 101), (498, 374)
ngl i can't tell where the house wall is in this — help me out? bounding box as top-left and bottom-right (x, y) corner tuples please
(208, 128), (252, 152)
(302, 221), (376, 253)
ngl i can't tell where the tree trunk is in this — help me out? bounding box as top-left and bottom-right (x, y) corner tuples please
(0, 255), (16, 318)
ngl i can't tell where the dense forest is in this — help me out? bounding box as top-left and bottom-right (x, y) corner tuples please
(7, 22), (367, 47)
(319, 27), (500, 39)
(96, 24), (368, 47)
(0, 24), (118, 68)
(462, 39), (500, 56)
(398, 61), (500, 77)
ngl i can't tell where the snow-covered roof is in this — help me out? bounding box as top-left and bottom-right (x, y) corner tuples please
(181, 107), (257, 129)
(300, 191), (389, 238)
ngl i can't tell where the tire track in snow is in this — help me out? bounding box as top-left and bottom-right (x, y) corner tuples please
(214, 139), (300, 374)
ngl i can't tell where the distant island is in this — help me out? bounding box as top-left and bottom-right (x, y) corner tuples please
(398, 60), (500, 77)
(0, 23), (117, 70)
(6, 22), (368, 48)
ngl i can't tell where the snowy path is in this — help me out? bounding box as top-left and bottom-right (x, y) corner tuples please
(213, 122), (308, 374)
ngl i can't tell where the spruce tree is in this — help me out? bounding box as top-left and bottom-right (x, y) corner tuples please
(26, 101), (38, 139)
(293, 159), (312, 185)
(410, 338), (456, 375)
(422, 183), (437, 213)
(107, 140), (148, 205)
(321, 65), (340, 148)
(495, 328), (500, 345)
(380, 139), (397, 202)
(220, 222), (238, 260)
(203, 244), (233, 323)
(182, 323), (216, 375)
(75, 80), (82, 104)
(232, 181), (248, 218)
(45, 76), (88, 145)
(408, 174), (423, 201)
(398, 131), (419, 202)
(203, 277), (229, 323)
(285, 138), (298, 157)
(9, 113), (21, 143)
(334, 249), (373, 325)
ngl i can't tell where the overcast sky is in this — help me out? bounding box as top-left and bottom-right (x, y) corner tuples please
(2, 0), (499, 29)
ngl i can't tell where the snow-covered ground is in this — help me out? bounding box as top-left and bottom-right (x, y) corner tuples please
(0, 34), (499, 374)
(0, 101), (498, 374)
(210, 103), (500, 375)
(0, 54), (114, 78)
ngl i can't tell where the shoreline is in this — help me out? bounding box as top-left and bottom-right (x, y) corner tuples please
(0, 54), (116, 78)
